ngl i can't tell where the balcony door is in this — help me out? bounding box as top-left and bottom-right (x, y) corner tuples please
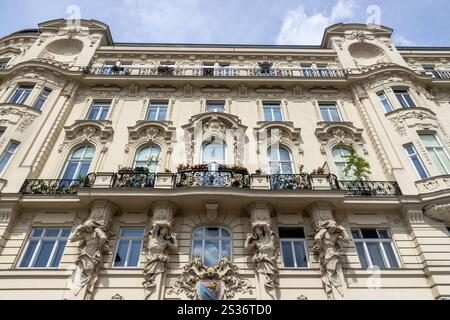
(61, 145), (95, 180)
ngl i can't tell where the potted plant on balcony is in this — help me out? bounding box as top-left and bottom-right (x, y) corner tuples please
(157, 65), (174, 76)
(343, 145), (372, 195)
(134, 166), (149, 174)
(231, 165), (249, 175)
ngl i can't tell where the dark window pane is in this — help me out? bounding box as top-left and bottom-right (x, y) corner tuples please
(44, 229), (60, 237)
(50, 241), (67, 267)
(279, 228), (305, 239)
(378, 229), (390, 239)
(114, 241), (129, 267)
(281, 241), (295, 267)
(351, 230), (361, 239)
(128, 240), (142, 267)
(158, 108), (167, 120)
(355, 242), (368, 268)
(361, 229), (379, 239)
(193, 228), (203, 238)
(32, 229), (44, 237)
(19, 240), (38, 267)
(293, 241), (308, 267)
(33, 241), (55, 267)
(121, 229), (144, 237)
(205, 228), (220, 238)
(382, 243), (399, 268)
(61, 229), (71, 237)
(367, 243), (385, 268)
(221, 229), (230, 238)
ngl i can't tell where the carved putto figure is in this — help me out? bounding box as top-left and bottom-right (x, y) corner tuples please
(143, 220), (178, 299)
(312, 220), (349, 300)
(69, 219), (110, 300)
(244, 221), (279, 297)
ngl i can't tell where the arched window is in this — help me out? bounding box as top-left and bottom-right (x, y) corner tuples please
(332, 146), (351, 179)
(268, 146), (294, 174)
(192, 227), (232, 267)
(133, 145), (161, 172)
(202, 142), (226, 169)
(61, 145), (95, 180)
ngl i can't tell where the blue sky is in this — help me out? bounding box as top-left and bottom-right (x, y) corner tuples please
(1, 0), (450, 46)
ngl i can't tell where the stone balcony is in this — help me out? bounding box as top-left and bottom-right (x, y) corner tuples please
(19, 171), (402, 198)
(415, 174), (450, 194)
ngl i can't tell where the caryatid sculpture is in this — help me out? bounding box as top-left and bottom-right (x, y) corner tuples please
(313, 220), (349, 300)
(143, 219), (178, 299)
(244, 221), (279, 299)
(69, 219), (110, 300)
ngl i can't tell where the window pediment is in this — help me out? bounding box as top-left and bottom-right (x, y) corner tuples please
(127, 120), (175, 144)
(315, 122), (365, 154)
(386, 107), (440, 137)
(254, 121), (302, 154)
(61, 120), (114, 153)
(0, 103), (40, 133)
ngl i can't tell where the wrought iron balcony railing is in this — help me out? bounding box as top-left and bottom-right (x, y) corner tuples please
(83, 66), (347, 79)
(430, 69), (450, 80)
(335, 179), (402, 197)
(175, 169), (250, 188)
(111, 172), (156, 188)
(20, 173), (96, 195)
(270, 174), (312, 190)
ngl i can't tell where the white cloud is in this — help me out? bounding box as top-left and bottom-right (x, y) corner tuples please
(276, 0), (357, 45)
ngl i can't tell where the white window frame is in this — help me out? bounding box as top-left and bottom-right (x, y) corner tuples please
(87, 101), (111, 121)
(263, 104), (284, 122)
(0, 140), (20, 175)
(9, 85), (34, 105)
(146, 102), (168, 121)
(201, 141), (227, 166)
(60, 145), (95, 180)
(279, 227), (309, 269)
(191, 227), (233, 265)
(377, 91), (394, 113)
(112, 227), (145, 268)
(419, 133), (450, 175)
(268, 146), (294, 174)
(352, 228), (401, 269)
(405, 144), (429, 180)
(33, 88), (52, 110)
(319, 103), (343, 122)
(393, 89), (416, 108)
(18, 228), (71, 269)
(133, 145), (161, 172)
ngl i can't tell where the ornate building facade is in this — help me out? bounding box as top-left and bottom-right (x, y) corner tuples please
(0, 19), (449, 300)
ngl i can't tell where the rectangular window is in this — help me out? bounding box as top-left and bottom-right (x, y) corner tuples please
(263, 104), (283, 121)
(9, 85), (34, 104)
(33, 88), (52, 110)
(146, 102), (168, 121)
(352, 228), (400, 269)
(394, 90), (416, 108)
(206, 103), (225, 113)
(113, 228), (145, 268)
(0, 141), (19, 174)
(319, 103), (342, 122)
(377, 91), (394, 113)
(405, 144), (429, 180)
(87, 101), (110, 121)
(279, 227), (308, 268)
(419, 134), (450, 175)
(18, 228), (70, 268)
(203, 64), (215, 76)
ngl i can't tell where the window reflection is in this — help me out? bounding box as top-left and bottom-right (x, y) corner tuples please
(192, 227), (232, 266)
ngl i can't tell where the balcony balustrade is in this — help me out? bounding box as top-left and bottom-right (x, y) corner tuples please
(111, 171), (156, 188)
(175, 169), (250, 188)
(335, 179), (402, 197)
(83, 66), (347, 79)
(270, 174), (312, 190)
(19, 173), (96, 195)
(18, 171), (402, 198)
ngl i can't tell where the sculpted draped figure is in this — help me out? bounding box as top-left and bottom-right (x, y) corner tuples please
(69, 219), (110, 300)
(244, 221), (279, 298)
(313, 220), (349, 300)
(143, 220), (178, 299)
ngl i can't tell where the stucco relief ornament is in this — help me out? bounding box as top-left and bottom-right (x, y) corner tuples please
(144, 127), (161, 142)
(345, 30), (376, 42)
(244, 221), (280, 298)
(423, 203), (450, 222)
(69, 219), (111, 300)
(168, 256), (251, 300)
(313, 220), (349, 300)
(142, 220), (178, 299)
